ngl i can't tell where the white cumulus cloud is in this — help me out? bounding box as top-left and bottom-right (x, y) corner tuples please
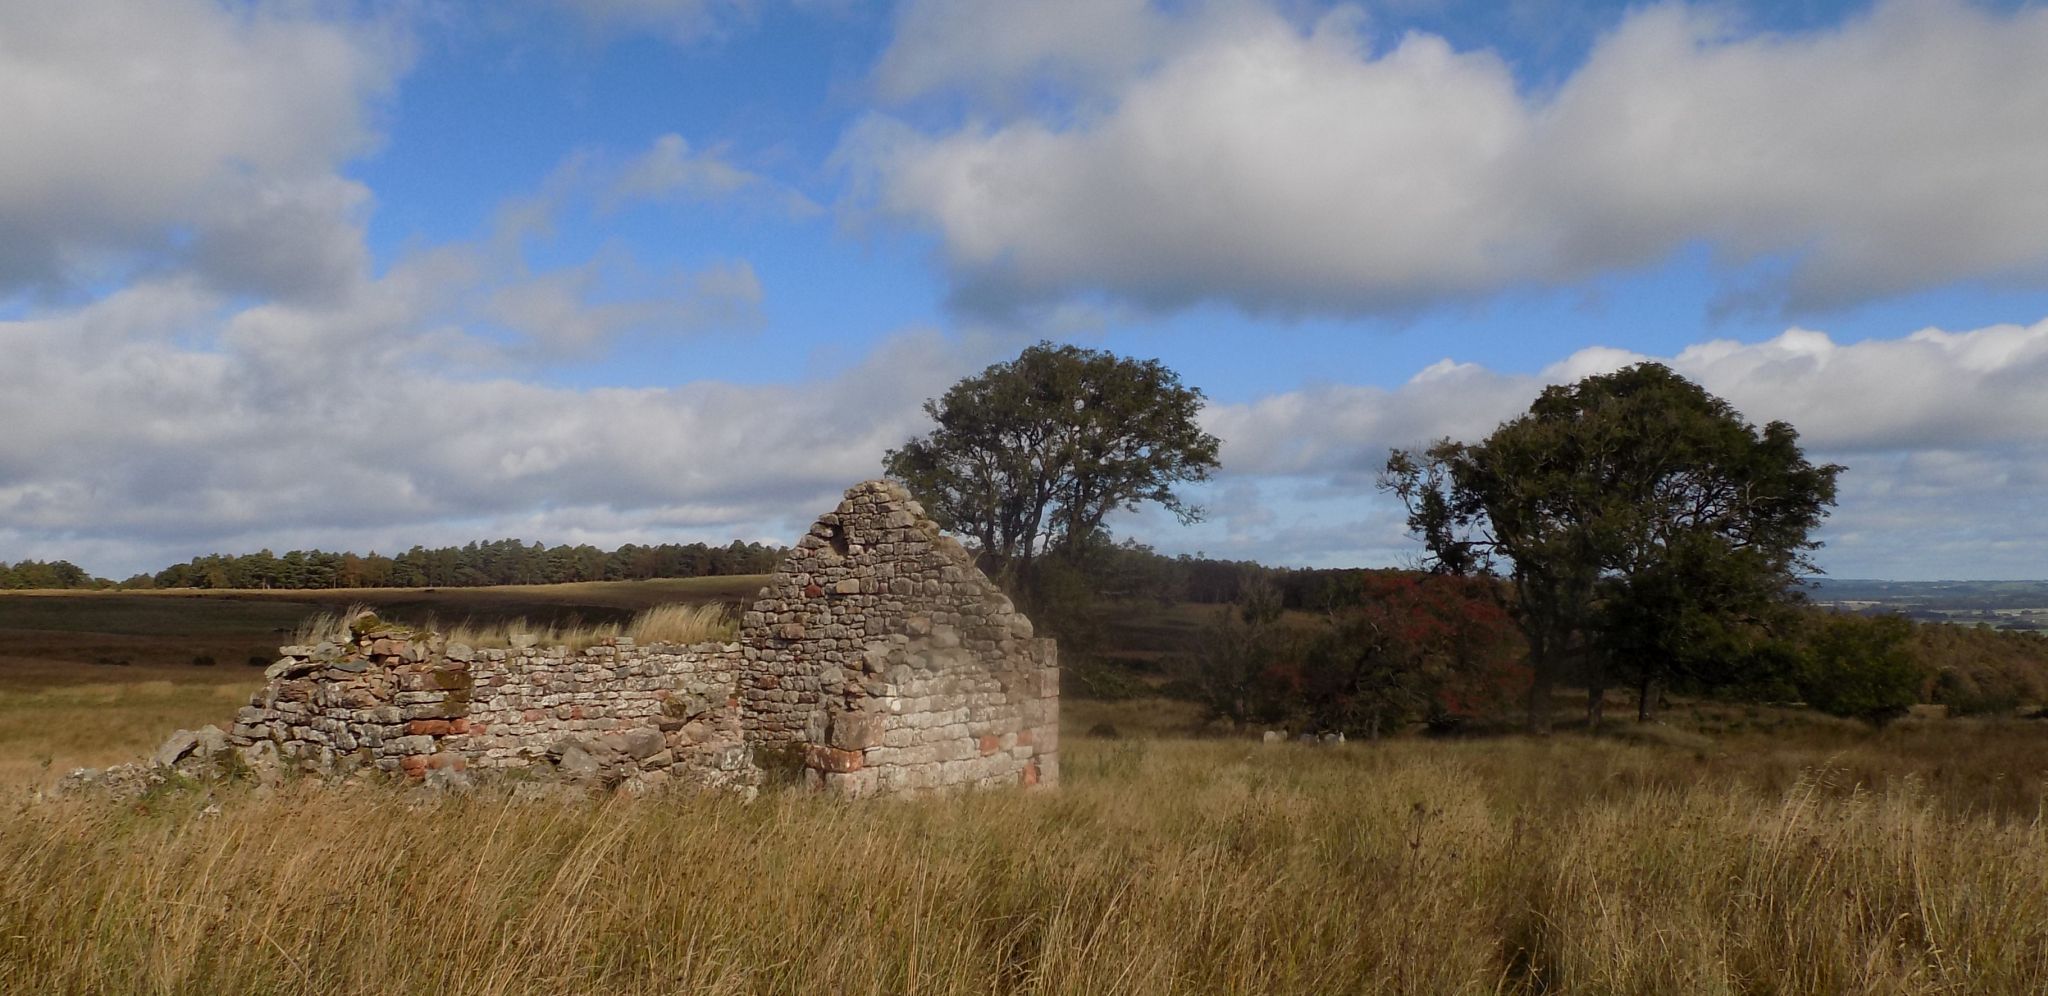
(848, 0), (2048, 318)
(0, 0), (405, 300)
(0, 279), (987, 576)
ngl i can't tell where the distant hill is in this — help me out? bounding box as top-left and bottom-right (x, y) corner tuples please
(1799, 579), (2048, 710)
(1803, 578), (2048, 630)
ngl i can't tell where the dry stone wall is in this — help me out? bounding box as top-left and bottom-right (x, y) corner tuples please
(201, 479), (1056, 798)
(741, 479), (1059, 797)
(229, 634), (749, 794)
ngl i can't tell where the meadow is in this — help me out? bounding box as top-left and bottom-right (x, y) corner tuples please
(1, 583), (2045, 994)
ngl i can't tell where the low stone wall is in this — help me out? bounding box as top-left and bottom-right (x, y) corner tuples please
(230, 631), (750, 793)
(192, 479), (1061, 799)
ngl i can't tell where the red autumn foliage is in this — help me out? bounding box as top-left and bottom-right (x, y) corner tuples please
(1299, 571), (1529, 733)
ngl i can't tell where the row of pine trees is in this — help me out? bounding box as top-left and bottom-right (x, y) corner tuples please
(1, 539), (787, 591)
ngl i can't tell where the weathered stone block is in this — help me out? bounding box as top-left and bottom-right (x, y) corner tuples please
(804, 745), (864, 773)
(827, 710), (885, 750)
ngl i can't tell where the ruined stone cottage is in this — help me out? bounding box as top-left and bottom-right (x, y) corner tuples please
(216, 480), (1060, 797)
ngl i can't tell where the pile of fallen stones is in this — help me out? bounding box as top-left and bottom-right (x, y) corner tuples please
(54, 723), (252, 801)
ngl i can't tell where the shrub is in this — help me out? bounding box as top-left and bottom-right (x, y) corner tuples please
(1797, 614), (1923, 726)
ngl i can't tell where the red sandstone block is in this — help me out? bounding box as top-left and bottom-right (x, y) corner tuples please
(427, 754), (465, 771)
(1015, 729), (1034, 747)
(978, 734), (1000, 756)
(467, 722), (486, 735)
(523, 709), (545, 722)
(805, 745), (864, 773)
(1022, 760), (1040, 787)
(449, 718), (470, 735)
(804, 583), (824, 598)
(399, 755), (429, 778)
(407, 720), (452, 736)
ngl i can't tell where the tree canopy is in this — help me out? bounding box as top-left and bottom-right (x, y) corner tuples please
(1383, 362), (1842, 730)
(0, 559), (100, 590)
(885, 342), (1221, 588)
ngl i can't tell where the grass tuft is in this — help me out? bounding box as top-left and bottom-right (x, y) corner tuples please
(430, 602), (737, 652)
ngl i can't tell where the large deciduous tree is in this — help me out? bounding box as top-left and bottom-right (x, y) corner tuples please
(1381, 362), (1841, 732)
(884, 342), (1221, 593)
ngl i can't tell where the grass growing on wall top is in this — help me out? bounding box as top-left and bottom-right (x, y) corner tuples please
(432, 602), (738, 651)
(285, 602), (740, 653)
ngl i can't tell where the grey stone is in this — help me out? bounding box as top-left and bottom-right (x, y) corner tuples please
(151, 729), (199, 768)
(621, 727), (664, 759)
(555, 744), (603, 779)
(828, 710), (885, 751)
(193, 725), (230, 757)
(264, 657), (321, 681)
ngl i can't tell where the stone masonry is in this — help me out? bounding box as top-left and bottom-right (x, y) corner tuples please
(741, 479), (1060, 796)
(202, 480), (1058, 797)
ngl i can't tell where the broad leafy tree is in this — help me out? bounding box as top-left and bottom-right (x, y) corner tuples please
(1383, 363), (1841, 731)
(885, 342), (1221, 591)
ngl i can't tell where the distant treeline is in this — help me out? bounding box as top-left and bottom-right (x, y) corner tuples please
(1, 540), (788, 591)
(1072, 540), (1438, 610)
(0, 560), (99, 590)
(143, 539), (789, 590)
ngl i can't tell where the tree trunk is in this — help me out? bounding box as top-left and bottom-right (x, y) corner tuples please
(1526, 659), (1555, 735)
(1637, 674), (1659, 723)
(1585, 651), (1607, 730)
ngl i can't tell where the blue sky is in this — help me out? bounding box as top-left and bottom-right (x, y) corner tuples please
(5, 0), (2048, 580)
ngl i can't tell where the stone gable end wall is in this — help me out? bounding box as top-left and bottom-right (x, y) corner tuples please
(219, 480), (1058, 798)
(740, 480), (1059, 797)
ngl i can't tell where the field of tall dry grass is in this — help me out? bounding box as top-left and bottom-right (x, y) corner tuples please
(3, 718), (2044, 995)
(4, 584), (2045, 993)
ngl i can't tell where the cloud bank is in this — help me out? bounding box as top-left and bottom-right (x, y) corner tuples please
(0, 0), (405, 302)
(851, 0), (2048, 317)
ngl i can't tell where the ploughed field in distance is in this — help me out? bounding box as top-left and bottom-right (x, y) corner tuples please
(2, 580), (2045, 994)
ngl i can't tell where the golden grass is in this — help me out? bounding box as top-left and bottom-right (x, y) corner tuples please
(281, 602), (738, 653)
(3, 579), (2044, 992)
(0, 676), (255, 787)
(2, 729), (2045, 994)
(433, 602), (737, 651)
(621, 602), (739, 646)
(289, 603), (373, 646)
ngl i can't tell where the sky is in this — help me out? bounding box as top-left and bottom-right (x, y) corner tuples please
(4, 0), (2048, 582)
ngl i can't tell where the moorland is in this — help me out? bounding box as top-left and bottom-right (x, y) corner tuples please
(0, 579), (2044, 993)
